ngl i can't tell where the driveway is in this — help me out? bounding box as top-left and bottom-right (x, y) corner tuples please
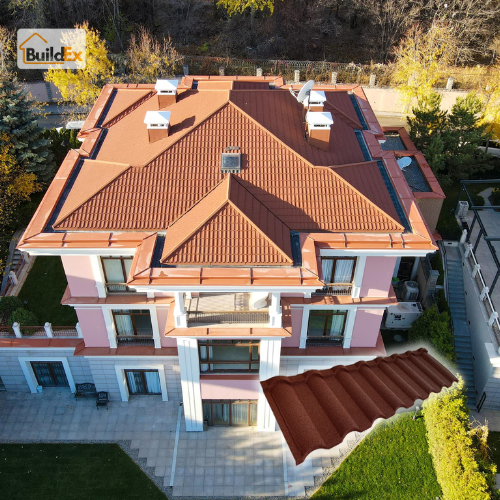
(0, 389), (363, 497)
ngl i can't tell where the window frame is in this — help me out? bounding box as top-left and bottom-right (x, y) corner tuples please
(30, 361), (69, 387)
(112, 309), (153, 338)
(100, 256), (135, 293)
(124, 369), (161, 395)
(307, 310), (347, 340)
(202, 399), (258, 426)
(321, 256), (357, 285)
(198, 339), (260, 374)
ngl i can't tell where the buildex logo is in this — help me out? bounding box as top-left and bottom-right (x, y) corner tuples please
(17, 29), (86, 69)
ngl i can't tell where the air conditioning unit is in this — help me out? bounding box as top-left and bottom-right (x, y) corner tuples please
(385, 302), (423, 329)
(455, 201), (469, 219)
(402, 281), (419, 301)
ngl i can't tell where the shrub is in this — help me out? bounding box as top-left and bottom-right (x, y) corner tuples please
(491, 188), (500, 206)
(408, 305), (455, 362)
(472, 194), (485, 207)
(437, 215), (462, 241)
(0, 296), (23, 323)
(423, 380), (498, 500)
(9, 307), (38, 326)
(435, 289), (450, 314)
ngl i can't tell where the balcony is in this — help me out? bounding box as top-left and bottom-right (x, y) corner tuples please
(186, 293), (270, 327)
(0, 323), (80, 339)
(312, 284), (353, 297)
(105, 283), (137, 294)
(116, 335), (154, 347)
(306, 336), (344, 347)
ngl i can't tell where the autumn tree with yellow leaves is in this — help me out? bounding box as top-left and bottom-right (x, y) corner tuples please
(45, 22), (114, 110)
(392, 22), (456, 111)
(217, 0), (278, 16)
(480, 62), (500, 144)
(126, 28), (182, 84)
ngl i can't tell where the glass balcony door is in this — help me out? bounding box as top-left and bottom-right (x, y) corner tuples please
(125, 370), (161, 395)
(31, 362), (69, 387)
(307, 310), (347, 346)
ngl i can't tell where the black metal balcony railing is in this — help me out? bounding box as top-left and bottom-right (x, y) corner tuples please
(116, 335), (154, 346)
(187, 311), (270, 325)
(306, 336), (344, 347)
(312, 284), (353, 296)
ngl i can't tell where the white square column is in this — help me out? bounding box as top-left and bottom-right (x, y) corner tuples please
(174, 292), (188, 328)
(257, 338), (282, 431)
(351, 256), (366, 299)
(269, 292), (282, 328)
(177, 337), (203, 431)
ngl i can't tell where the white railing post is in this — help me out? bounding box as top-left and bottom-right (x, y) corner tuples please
(488, 311), (499, 327)
(460, 229), (468, 244)
(12, 322), (22, 338)
(75, 322), (83, 338)
(472, 263), (481, 278)
(44, 322), (53, 338)
(480, 286), (489, 301)
(464, 243), (472, 258)
(9, 271), (18, 285)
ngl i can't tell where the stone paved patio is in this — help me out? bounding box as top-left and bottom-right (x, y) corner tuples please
(0, 389), (353, 498)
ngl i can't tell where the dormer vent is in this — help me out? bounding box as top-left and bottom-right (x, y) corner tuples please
(155, 79), (178, 108)
(306, 111), (333, 151)
(303, 90), (326, 111)
(221, 152), (241, 173)
(144, 110), (171, 143)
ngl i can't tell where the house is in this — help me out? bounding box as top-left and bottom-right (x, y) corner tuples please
(1, 76), (440, 432)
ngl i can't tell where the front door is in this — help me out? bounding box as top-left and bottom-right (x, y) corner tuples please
(31, 362), (69, 387)
(125, 370), (161, 395)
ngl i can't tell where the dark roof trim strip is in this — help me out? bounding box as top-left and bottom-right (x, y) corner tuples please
(261, 348), (457, 465)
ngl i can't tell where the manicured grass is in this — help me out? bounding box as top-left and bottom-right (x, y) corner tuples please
(0, 443), (166, 500)
(312, 413), (441, 500)
(18, 256), (77, 326)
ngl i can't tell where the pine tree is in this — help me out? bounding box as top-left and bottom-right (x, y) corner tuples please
(0, 77), (55, 183)
(408, 93), (447, 151)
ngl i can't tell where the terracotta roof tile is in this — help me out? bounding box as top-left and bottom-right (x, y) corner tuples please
(57, 101), (403, 234)
(162, 175), (293, 265)
(101, 88), (154, 126)
(261, 348), (457, 465)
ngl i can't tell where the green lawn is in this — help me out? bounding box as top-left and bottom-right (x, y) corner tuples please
(18, 256), (77, 326)
(312, 412), (441, 500)
(0, 443), (166, 500)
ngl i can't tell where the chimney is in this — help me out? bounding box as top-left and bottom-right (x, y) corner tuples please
(155, 79), (178, 108)
(144, 110), (171, 143)
(303, 90), (326, 112)
(306, 112), (333, 151)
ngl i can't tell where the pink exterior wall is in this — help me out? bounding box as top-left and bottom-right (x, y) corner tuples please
(200, 377), (261, 400)
(61, 255), (98, 297)
(360, 256), (397, 297)
(282, 308), (302, 347)
(158, 307), (176, 347)
(350, 309), (384, 347)
(76, 308), (109, 347)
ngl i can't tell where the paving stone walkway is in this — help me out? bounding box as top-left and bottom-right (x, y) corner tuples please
(0, 389), (358, 498)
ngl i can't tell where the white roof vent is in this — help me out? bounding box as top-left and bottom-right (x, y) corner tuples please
(144, 110), (171, 129)
(155, 79), (178, 95)
(303, 90), (326, 107)
(306, 111), (334, 129)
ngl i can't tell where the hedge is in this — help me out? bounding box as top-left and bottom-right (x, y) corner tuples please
(408, 304), (455, 363)
(423, 380), (498, 500)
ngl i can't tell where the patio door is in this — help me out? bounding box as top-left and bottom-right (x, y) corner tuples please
(125, 370), (161, 395)
(31, 362), (69, 387)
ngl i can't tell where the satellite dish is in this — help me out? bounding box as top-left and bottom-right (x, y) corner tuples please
(296, 80), (315, 103)
(397, 157), (412, 170)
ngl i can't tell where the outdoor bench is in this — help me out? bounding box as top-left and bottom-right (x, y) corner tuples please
(75, 383), (97, 398)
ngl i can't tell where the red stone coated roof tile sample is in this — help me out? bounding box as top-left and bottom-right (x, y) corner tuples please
(261, 348), (457, 465)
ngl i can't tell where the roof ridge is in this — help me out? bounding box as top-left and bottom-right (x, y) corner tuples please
(321, 166), (405, 232)
(102, 90), (156, 128)
(227, 176), (293, 263)
(54, 160), (131, 228)
(161, 177), (230, 261)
